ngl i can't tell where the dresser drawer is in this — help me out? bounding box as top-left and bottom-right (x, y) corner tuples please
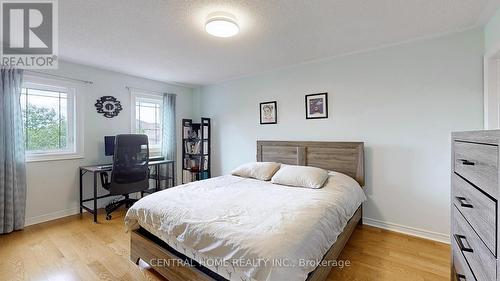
(452, 173), (497, 255)
(453, 237), (476, 281)
(453, 206), (496, 281)
(454, 141), (498, 197)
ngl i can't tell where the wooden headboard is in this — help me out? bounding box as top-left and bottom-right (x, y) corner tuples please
(256, 141), (364, 186)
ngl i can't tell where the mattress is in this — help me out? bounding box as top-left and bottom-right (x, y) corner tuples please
(124, 171), (366, 281)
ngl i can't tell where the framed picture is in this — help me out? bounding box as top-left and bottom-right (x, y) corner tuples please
(305, 93), (328, 119)
(260, 101), (277, 124)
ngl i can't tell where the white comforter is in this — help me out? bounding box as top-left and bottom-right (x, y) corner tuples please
(125, 172), (366, 281)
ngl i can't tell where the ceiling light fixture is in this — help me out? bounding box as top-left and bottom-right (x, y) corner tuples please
(205, 12), (239, 38)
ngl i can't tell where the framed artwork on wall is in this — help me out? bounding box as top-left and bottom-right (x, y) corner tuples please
(305, 93), (328, 119)
(260, 101), (277, 124)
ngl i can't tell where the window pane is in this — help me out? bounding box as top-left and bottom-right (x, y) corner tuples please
(135, 104), (141, 134)
(59, 93), (68, 148)
(135, 99), (162, 146)
(23, 88), (68, 151)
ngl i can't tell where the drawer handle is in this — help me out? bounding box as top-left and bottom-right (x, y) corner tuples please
(454, 234), (474, 253)
(456, 197), (473, 208)
(458, 159), (475, 166)
(456, 273), (466, 281)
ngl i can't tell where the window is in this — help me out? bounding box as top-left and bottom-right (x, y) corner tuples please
(21, 76), (82, 161)
(131, 91), (163, 154)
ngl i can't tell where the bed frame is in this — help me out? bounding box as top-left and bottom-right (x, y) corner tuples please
(130, 141), (365, 281)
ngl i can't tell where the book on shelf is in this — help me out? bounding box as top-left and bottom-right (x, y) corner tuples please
(203, 156), (209, 170)
(183, 158), (198, 169)
(203, 141), (208, 154)
(182, 170), (194, 183)
(185, 128), (201, 139)
(183, 126), (191, 138)
(203, 125), (209, 139)
(184, 140), (201, 154)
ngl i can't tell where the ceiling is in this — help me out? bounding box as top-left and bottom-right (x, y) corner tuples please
(59, 0), (499, 86)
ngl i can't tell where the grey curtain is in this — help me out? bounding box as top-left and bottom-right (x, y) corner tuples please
(0, 68), (26, 234)
(161, 93), (176, 183)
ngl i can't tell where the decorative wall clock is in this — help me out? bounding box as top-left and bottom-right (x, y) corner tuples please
(95, 96), (122, 118)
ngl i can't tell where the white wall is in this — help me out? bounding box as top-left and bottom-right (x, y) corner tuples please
(25, 61), (194, 225)
(484, 8), (500, 129)
(196, 29), (484, 242)
(485, 8), (500, 52)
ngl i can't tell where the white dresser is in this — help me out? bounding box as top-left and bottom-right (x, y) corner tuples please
(452, 130), (499, 281)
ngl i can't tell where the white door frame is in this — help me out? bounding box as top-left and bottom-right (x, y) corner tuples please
(484, 43), (500, 129)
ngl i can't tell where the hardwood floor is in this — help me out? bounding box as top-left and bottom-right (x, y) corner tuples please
(0, 210), (450, 281)
(328, 224), (450, 281)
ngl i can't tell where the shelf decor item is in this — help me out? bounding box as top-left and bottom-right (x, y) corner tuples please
(305, 93), (328, 119)
(182, 118), (211, 183)
(260, 101), (277, 124)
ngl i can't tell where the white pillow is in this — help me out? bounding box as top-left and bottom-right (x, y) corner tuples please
(271, 165), (329, 189)
(231, 162), (281, 181)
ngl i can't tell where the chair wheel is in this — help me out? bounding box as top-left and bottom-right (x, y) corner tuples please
(106, 214), (112, 220)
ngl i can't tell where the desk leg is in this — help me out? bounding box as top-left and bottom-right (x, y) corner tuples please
(79, 169), (83, 214)
(93, 172), (98, 223)
(156, 164), (160, 191)
(171, 162), (175, 187)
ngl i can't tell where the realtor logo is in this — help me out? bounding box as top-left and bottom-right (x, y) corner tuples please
(1, 0), (58, 68)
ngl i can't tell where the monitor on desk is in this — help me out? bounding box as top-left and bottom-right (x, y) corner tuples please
(105, 134), (158, 158)
(104, 136), (115, 156)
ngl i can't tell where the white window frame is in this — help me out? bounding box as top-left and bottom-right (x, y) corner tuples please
(22, 75), (84, 162)
(130, 90), (163, 156)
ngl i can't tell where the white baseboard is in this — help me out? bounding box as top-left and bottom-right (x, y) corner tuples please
(24, 210), (450, 245)
(25, 208), (80, 226)
(363, 217), (450, 244)
(24, 195), (126, 227)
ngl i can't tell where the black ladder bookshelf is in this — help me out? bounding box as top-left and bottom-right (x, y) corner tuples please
(182, 118), (211, 183)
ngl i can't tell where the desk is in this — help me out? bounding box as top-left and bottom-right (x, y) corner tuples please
(79, 159), (175, 222)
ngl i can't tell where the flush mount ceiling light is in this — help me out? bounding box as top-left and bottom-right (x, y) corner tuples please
(205, 12), (239, 38)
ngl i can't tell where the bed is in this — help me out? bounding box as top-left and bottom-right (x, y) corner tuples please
(125, 141), (365, 281)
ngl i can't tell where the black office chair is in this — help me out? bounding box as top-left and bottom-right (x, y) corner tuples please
(100, 134), (150, 220)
